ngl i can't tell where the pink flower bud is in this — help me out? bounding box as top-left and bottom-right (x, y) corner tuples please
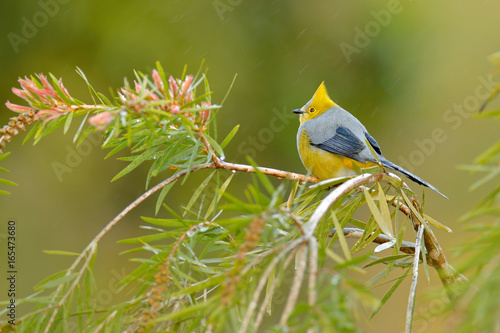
(38, 74), (57, 96)
(88, 111), (116, 130)
(152, 69), (164, 91)
(170, 104), (180, 114)
(168, 76), (179, 98)
(12, 88), (27, 100)
(5, 101), (31, 113)
(134, 81), (142, 93)
(58, 78), (72, 99)
(118, 92), (127, 104)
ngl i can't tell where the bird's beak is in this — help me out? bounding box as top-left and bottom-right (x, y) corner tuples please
(292, 109), (305, 114)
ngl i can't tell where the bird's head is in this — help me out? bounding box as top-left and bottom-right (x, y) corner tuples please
(292, 82), (336, 124)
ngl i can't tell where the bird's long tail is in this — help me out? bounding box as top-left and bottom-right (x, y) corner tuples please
(380, 158), (448, 199)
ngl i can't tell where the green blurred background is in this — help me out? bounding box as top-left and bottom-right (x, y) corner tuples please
(0, 0), (499, 331)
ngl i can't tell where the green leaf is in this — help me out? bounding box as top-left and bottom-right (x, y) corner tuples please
(34, 271), (78, 291)
(424, 214), (453, 233)
(364, 187), (393, 238)
(33, 115), (67, 144)
(63, 110), (74, 134)
(247, 156), (274, 196)
(473, 141), (500, 164)
(333, 253), (370, 270)
(0, 152), (11, 162)
(364, 254), (412, 268)
(0, 179), (17, 186)
(76, 67), (101, 105)
(205, 173), (234, 218)
(43, 250), (80, 256)
(171, 275), (226, 298)
(221, 73), (238, 105)
(203, 73), (211, 104)
(152, 298), (216, 323)
(325, 247), (345, 265)
(331, 213), (352, 261)
(105, 140), (129, 159)
(203, 134), (225, 161)
(112, 147), (159, 182)
(179, 142), (201, 185)
(76, 126), (95, 147)
(470, 167), (500, 191)
(23, 122), (42, 144)
(141, 216), (196, 228)
(220, 124), (240, 149)
(371, 266), (411, 318)
(378, 183), (393, 235)
(73, 112), (90, 143)
(147, 136), (188, 184)
(184, 170), (216, 216)
(97, 93), (113, 106)
(119, 232), (175, 244)
(400, 191), (427, 227)
(155, 180), (177, 215)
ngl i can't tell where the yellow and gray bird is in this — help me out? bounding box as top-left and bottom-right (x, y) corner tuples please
(293, 82), (446, 198)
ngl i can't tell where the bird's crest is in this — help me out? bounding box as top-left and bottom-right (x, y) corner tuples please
(310, 82), (336, 113)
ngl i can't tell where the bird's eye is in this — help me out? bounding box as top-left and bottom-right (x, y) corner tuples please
(309, 107), (315, 113)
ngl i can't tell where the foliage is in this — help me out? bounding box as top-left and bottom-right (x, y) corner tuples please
(450, 51), (500, 333)
(0, 62), (457, 332)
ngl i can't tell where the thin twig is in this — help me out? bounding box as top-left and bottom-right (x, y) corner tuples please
(330, 227), (428, 261)
(406, 224), (424, 333)
(217, 160), (318, 183)
(307, 237), (318, 308)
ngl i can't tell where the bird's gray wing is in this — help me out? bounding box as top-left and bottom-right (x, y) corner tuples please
(312, 126), (367, 162)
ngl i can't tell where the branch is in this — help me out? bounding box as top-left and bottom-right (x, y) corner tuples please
(406, 224), (424, 333)
(390, 172), (467, 298)
(280, 243), (308, 326)
(330, 227), (428, 260)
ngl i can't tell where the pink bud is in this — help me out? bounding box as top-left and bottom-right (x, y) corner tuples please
(199, 101), (211, 126)
(58, 78), (72, 99)
(170, 104), (180, 114)
(181, 75), (193, 95)
(88, 111), (116, 130)
(12, 88), (27, 100)
(168, 76), (179, 98)
(38, 74), (57, 96)
(152, 69), (164, 91)
(118, 92), (127, 104)
(134, 81), (142, 93)
(5, 101), (31, 113)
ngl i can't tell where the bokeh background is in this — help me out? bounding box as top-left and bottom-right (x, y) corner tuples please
(0, 1), (499, 331)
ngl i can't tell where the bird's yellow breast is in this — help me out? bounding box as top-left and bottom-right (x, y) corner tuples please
(298, 129), (375, 180)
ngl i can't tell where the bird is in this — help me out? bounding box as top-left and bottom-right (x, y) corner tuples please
(292, 82), (447, 198)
